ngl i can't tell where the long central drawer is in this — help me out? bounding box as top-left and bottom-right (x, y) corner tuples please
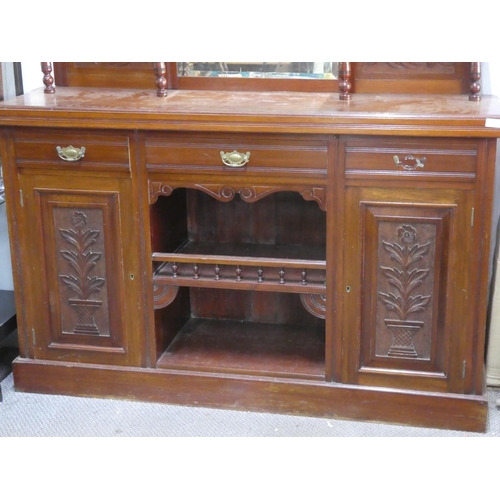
(143, 132), (328, 178)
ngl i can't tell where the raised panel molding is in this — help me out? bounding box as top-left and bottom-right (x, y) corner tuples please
(52, 205), (112, 339)
(360, 62), (457, 76)
(359, 201), (455, 377)
(35, 188), (128, 357)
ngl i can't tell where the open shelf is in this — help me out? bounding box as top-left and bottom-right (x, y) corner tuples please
(151, 190), (327, 379)
(156, 318), (325, 380)
(152, 241), (326, 293)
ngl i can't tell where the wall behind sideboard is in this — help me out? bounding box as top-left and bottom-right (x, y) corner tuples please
(481, 64), (500, 280)
(0, 62), (18, 290)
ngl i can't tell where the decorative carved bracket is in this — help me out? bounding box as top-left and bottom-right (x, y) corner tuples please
(301, 187), (327, 211)
(153, 284), (180, 309)
(149, 182), (173, 204)
(195, 184), (281, 204)
(300, 293), (326, 319)
(149, 181), (327, 210)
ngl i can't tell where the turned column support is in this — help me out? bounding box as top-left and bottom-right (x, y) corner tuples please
(154, 62), (168, 97)
(41, 62), (55, 94)
(469, 62), (481, 101)
(338, 62), (352, 101)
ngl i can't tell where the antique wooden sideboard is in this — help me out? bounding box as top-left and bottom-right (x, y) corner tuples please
(1, 62), (499, 431)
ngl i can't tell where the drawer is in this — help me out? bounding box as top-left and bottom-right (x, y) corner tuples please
(343, 136), (478, 177)
(144, 132), (328, 177)
(13, 129), (131, 172)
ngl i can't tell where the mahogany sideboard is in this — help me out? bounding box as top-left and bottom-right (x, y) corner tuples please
(1, 63), (500, 431)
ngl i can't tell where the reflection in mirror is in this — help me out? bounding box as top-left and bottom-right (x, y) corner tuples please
(178, 63), (338, 80)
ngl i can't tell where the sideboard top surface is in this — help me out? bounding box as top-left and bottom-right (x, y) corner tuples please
(2, 87), (500, 137)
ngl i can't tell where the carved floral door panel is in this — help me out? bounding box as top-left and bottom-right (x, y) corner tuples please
(343, 187), (475, 393)
(17, 174), (144, 366)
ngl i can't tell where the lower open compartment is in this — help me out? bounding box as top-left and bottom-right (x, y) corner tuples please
(153, 288), (326, 380)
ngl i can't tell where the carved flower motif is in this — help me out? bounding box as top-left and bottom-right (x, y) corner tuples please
(60, 212), (104, 300)
(379, 225), (431, 321)
(397, 225), (416, 243)
(71, 211), (87, 228)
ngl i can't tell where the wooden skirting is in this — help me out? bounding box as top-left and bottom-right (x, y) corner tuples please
(13, 357), (488, 433)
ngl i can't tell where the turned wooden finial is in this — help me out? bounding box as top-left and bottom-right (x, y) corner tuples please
(41, 62), (55, 94)
(154, 62), (168, 97)
(338, 62), (352, 101)
(469, 62), (481, 101)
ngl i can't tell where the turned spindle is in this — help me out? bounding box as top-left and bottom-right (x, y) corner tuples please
(469, 62), (481, 101)
(154, 62), (168, 97)
(279, 268), (286, 284)
(338, 62), (352, 101)
(193, 264), (199, 279)
(215, 264), (221, 281)
(172, 263), (178, 278)
(257, 267), (264, 283)
(301, 269), (308, 285)
(236, 265), (242, 282)
(41, 62), (55, 94)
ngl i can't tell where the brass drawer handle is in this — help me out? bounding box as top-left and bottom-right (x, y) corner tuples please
(220, 150), (251, 167)
(393, 155), (426, 171)
(56, 145), (86, 162)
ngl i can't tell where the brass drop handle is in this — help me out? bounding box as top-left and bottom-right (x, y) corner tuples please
(393, 154), (426, 171)
(220, 150), (251, 168)
(56, 145), (86, 162)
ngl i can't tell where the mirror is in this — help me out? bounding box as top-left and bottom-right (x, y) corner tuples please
(178, 62), (338, 80)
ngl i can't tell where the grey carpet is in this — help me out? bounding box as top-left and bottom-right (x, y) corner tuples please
(1, 371), (499, 437)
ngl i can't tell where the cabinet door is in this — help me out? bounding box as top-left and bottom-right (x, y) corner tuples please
(343, 186), (475, 393)
(17, 173), (144, 366)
